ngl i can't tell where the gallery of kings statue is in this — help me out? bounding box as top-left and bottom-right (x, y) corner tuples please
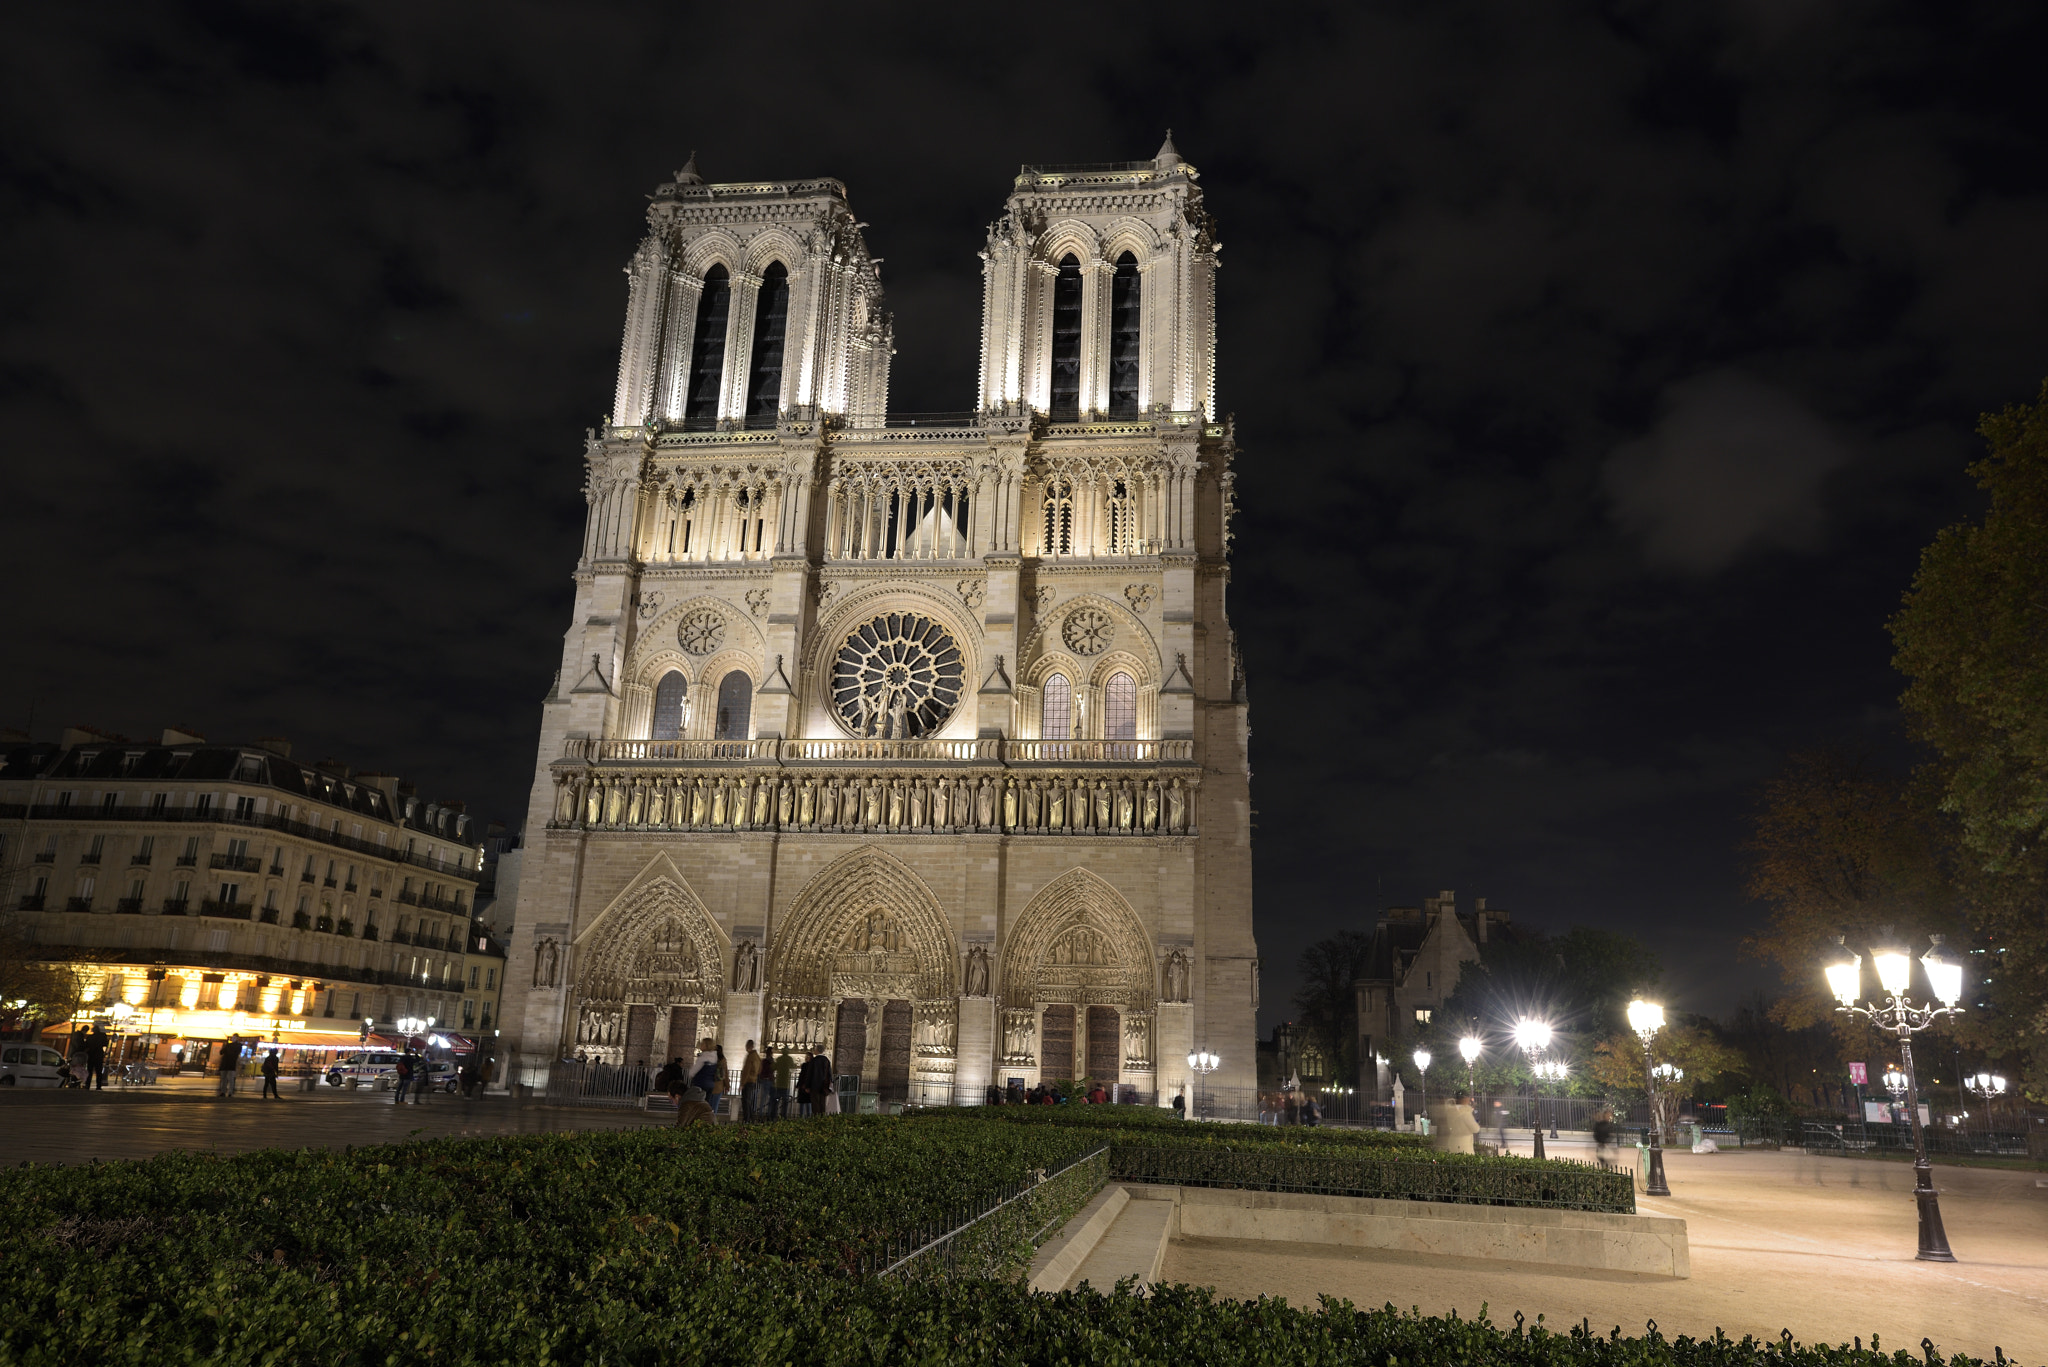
(498, 138), (1257, 1108)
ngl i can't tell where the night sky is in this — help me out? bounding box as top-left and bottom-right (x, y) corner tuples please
(6, 4), (2047, 1031)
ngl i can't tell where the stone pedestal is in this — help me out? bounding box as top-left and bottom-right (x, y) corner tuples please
(955, 994), (995, 1103)
(724, 991), (764, 1057)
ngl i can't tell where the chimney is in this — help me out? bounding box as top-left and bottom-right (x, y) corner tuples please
(161, 726), (206, 746)
(256, 736), (292, 758)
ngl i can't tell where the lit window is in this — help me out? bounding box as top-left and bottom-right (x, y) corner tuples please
(1041, 675), (1072, 741)
(652, 671), (688, 740)
(1104, 673), (1137, 740)
(1415, 1008), (1433, 1024)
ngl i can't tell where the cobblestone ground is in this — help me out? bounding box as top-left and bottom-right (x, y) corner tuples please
(0, 1076), (666, 1164)
(1165, 1149), (2048, 1364)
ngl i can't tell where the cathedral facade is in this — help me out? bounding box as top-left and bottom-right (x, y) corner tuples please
(499, 138), (1255, 1105)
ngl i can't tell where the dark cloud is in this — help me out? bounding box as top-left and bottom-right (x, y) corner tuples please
(3, 1), (2046, 1032)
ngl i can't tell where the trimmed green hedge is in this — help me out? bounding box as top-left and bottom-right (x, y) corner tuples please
(0, 1115), (1999, 1365)
(930, 1103), (1432, 1150)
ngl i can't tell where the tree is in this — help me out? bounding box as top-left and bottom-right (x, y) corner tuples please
(1440, 926), (1660, 1044)
(1591, 1020), (1743, 1138)
(1742, 750), (1957, 1031)
(1889, 381), (2048, 1096)
(1291, 930), (1372, 1085)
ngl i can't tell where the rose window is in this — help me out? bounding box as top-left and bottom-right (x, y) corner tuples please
(1063, 607), (1113, 656)
(829, 613), (965, 739)
(678, 610), (726, 656)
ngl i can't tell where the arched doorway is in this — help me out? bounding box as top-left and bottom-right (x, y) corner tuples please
(567, 873), (725, 1067)
(766, 848), (958, 1106)
(1001, 870), (1155, 1094)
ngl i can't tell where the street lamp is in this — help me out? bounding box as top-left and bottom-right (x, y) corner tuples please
(1625, 999), (1671, 1196)
(1534, 1059), (1570, 1140)
(1413, 1049), (1432, 1132)
(1458, 1034), (1481, 1092)
(1187, 1050), (1219, 1121)
(1965, 1072), (2006, 1136)
(1513, 1018), (1552, 1159)
(1827, 933), (1962, 1262)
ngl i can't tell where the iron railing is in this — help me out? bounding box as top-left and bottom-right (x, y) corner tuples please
(872, 1144), (1109, 1280)
(562, 736), (1194, 766)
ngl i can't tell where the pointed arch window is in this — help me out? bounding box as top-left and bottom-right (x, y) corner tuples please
(1104, 672), (1137, 740)
(1109, 252), (1141, 416)
(1042, 478), (1073, 556)
(1048, 254), (1082, 420)
(1041, 674), (1073, 741)
(683, 265), (730, 424)
(744, 262), (789, 428)
(1106, 479), (1137, 555)
(714, 669), (752, 740)
(651, 671), (688, 740)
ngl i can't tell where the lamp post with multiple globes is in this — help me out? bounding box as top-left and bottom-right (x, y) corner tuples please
(1458, 1035), (1481, 1093)
(1826, 933), (1963, 1262)
(1534, 1059), (1569, 1139)
(1964, 1072), (2006, 1137)
(1512, 1018), (1553, 1159)
(1187, 1049), (1219, 1122)
(1626, 999), (1672, 1196)
(1412, 1049), (1432, 1133)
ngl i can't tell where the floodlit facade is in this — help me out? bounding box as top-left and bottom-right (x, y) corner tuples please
(0, 728), (503, 1066)
(500, 139), (1255, 1104)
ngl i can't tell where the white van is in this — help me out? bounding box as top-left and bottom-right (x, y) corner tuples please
(0, 1043), (70, 1087)
(326, 1050), (402, 1089)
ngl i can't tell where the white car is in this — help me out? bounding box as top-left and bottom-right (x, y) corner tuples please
(326, 1050), (402, 1089)
(0, 1044), (71, 1086)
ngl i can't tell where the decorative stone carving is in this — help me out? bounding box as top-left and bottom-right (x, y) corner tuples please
(637, 591), (663, 620)
(964, 945), (992, 998)
(534, 936), (560, 989)
(829, 612), (965, 739)
(817, 582), (839, 614)
(732, 938), (759, 993)
(1162, 948), (1190, 1003)
(1034, 586), (1057, 615)
(678, 609), (725, 655)
(1063, 607), (1112, 655)
(745, 589), (771, 617)
(957, 578), (986, 610)
(1123, 583), (1155, 613)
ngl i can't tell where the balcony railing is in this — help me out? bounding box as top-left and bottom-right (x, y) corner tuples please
(130, 853), (152, 866)
(209, 853), (262, 872)
(199, 901), (252, 920)
(18, 896), (45, 911)
(563, 737), (1191, 765)
(175, 855), (198, 867)
(15, 805), (479, 880)
(115, 898), (143, 913)
(79, 853), (102, 865)
(160, 898), (189, 915)
(66, 897), (94, 912)
(32, 852), (54, 863)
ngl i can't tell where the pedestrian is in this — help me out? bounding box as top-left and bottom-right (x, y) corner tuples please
(1172, 1087), (1186, 1120)
(738, 1040), (762, 1120)
(1302, 1092), (1321, 1127)
(1283, 1091), (1300, 1127)
(260, 1048), (282, 1099)
(712, 1043), (729, 1114)
(1432, 1090), (1482, 1154)
(673, 1084), (714, 1128)
(797, 1048), (831, 1117)
(773, 1047), (795, 1120)
(411, 1050), (431, 1104)
(216, 1036), (244, 1098)
(654, 1056), (683, 1103)
(82, 1024), (109, 1091)
(689, 1037), (720, 1099)
(1592, 1105), (1619, 1169)
(392, 1049), (416, 1105)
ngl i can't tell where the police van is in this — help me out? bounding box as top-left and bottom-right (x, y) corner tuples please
(325, 1050), (403, 1089)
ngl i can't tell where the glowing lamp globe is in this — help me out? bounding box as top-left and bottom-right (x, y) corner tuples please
(1872, 947), (1912, 997)
(1920, 937), (1963, 1008)
(1413, 1049), (1432, 1073)
(1458, 1036), (1482, 1065)
(1824, 943), (1862, 1006)
(1513, 1019), (1552, 1054)
(1626, 999), (1664, 1038)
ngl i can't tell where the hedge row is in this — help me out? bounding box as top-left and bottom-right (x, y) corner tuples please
(926, 1103), (1432, 1150)
(0, 1114), (2003, 1365)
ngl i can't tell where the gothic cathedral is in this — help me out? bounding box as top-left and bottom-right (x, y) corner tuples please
(501, 138), (1256, 1106)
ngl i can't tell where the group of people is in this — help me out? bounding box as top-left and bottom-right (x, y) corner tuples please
(653, 1038), (839, 1127)
(983, 1081), (1124, 1106)
(211, 1036), (286, 1099)
(1257, 1090), (1323, 1126)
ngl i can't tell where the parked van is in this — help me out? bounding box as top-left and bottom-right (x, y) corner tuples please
(326, 1050), (402, 1089)
(0, 1044), (71, 1087)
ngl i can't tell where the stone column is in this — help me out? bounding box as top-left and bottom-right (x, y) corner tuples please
(955, 994), (995, 1104)
(1154, 1000), (1193, 1110)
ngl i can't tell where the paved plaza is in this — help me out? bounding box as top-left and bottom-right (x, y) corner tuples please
(0, 1079), (664, 1164)
(1166, 1149), (2048, 1364)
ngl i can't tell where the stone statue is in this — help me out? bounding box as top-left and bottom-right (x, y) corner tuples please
(976, 777), (995, 829)
(732, 939), (759, 993)
(1002, 779), (1017, 830)
(1048, 781), (1066, 830)
(818, 779), (839, 828)
(798, 778), (816, 826)
(534, 937), (560, 989)
(751, 777), (772, 828)
(1162, 948), (1189, 1003)
(965, 945), (991, 997)
(1142, 781), (1160, 831)
(1116, 780), (1135, 830)
(1166, 779), (1187, 833)
(689, 779), (709, 827)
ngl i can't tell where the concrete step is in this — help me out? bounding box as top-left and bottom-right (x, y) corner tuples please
(1066, 1188), (1175, 1293)
(1027, 1184), (1128, 1292)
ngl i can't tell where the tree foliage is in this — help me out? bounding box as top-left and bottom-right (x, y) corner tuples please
(1440, 925), (1661, 1045)
(1291, 929), (1372, 1084)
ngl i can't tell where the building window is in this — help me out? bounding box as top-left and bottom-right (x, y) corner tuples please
(1041, 674), (1072, 741)
(486, 968), (496, 990)
(149, 793), (168, 815)
(1048, 254), (1082, 420)
(684, 264), (731, 423)
(1415, 1008), (1433, 1024)
(1109, 251), (1140, 415)
(744, 261), (789, 427)
(468, 965), (480, 988)
(651, 670), (688, 740)
(219, 883), (238, 905)
(1103, 673), (1137, 740)
(714, 670), (752, 740)
(1041, 478), (1073, 556)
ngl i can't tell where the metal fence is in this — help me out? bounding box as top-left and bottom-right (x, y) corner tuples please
(871, 1144), (1109, 1280)
(1706, 1116), (2033, 1158)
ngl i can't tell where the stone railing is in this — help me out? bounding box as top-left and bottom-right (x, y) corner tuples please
(566, 737), (1190, 765)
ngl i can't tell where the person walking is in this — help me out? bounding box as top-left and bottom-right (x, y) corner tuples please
(259, 1048), (282, 1099)
(1432, 1090), (1483, 1154)
(216, 1036), (244, 1099)
(391, 1049), (416, 1105)
(81, 1024), (109, 1091)
(688, 1037), (720, 1099)
(711, 1043), (729, 1115)
(797, 1049), (831, 1117)
(739, 1041), (764, 1122)
(772, 1048), (795, 1120)
(1592, 1105), (1619, 1169)
(673, 1084), (714, 1128)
